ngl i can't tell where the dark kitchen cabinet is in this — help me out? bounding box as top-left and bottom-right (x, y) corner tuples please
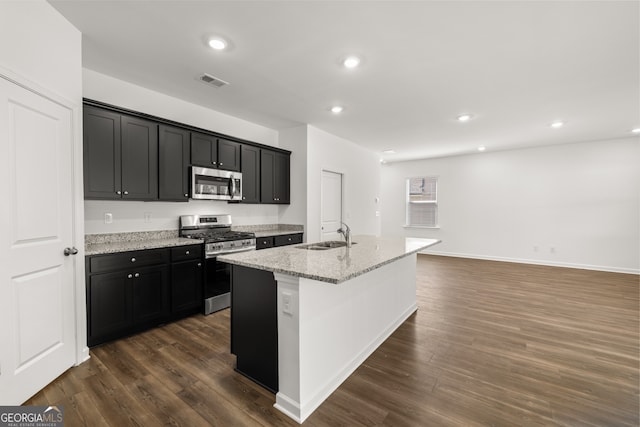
(261, 150), (290, 204)
(191, 132), (217, 168)
(218, 138), (241, 171)
(231, 265), (278, 392)
(256, 233), (303, 250)
(240, 145), (260, 203)
(274, 233), (303, 247)
(83, 106), (158, 200)
(159, 125), (190, 201)
(87, 271), (132, 344)
(191, 132), (240, 172)
(131, 265), (170, 327)
(170, 245), (203, 316)
(83, 107), (121, 199)
(86, 248), (173, 347)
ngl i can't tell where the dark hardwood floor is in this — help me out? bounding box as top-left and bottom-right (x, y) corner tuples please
(27, 255), (639, 426)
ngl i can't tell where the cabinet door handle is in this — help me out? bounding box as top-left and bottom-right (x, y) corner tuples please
(116, 190), (122, 195)
(197, 262), (202, 267)
(131, 257), (136, 262)
(127, 274), (133, 279)
(212, 161), (217, 165)
(134, 273), (140, 278)
(220, 162), (223, 166)
(184, 193), (189, 197)
(123, 191), (129, 195)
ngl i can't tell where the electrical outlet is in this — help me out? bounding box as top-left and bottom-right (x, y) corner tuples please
(282, 292), (292, 315)
(550, 246), (556, 253)
(144, 212), (152, 223)
(104, 213), (113, 224)
(533, 245), (538, 252)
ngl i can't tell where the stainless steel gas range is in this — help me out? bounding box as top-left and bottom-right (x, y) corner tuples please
(179, 214), (256, 315)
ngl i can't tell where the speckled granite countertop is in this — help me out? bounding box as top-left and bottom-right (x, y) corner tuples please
(85, 230), (203, 256)
(232, 224), (304, 238)
(218, 235), (440, 284)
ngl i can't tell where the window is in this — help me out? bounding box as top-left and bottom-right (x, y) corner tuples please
(406, 176), (438, 227)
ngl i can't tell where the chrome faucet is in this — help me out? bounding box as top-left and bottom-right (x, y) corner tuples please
(337, 222), (352, 248)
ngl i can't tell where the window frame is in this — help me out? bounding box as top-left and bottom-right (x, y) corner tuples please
(404, 176), (440, 229)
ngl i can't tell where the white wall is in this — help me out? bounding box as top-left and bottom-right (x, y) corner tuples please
(82, 69), (283, 233)
(306, 126), (381, 242)
(381, 138), (640, 273)
(0, 1), (82, 101)
(278, 125), (308, 233)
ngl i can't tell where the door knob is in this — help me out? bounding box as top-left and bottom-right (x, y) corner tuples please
(63, 247), (78, 256)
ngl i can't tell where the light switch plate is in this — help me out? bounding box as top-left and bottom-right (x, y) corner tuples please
(282, 291), (292, 315)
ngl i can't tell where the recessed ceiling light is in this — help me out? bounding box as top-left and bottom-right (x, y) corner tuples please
(382, 149), (396, 154)
(457, 114), (472, 122)
(550, 121), (564, 128)
(478, 146), (486, 152)
(330, 106), (344, 114)
(208, 38), (227, 50)
(632, 128), (640, 134)
(343, 56), (361, 69)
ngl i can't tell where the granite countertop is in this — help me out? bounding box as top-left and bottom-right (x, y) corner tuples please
(218, 235), (440, 284)
(85, 230), (203, 256)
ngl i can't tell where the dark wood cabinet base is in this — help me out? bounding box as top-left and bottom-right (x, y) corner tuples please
(230, 265), (278, 392)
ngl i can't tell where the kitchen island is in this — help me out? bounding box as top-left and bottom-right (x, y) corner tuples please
(218, 235), (440, 423)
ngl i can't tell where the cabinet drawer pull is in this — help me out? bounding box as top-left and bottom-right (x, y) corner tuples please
(185, 250), (190, 255)
(131, 257), (136, 262)
(197, 263), (202, 267)
(116, 190), (122, 195)
(124, 191), (129, 195)
(127, 274), (133, 279)
(212, 161), (217, 165)
(288, 238), (292, 241)
(134, 273), (140, 278)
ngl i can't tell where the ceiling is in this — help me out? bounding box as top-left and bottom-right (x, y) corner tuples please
(49, 1), (639, 162)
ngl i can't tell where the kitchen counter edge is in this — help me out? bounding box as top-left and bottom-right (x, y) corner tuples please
(218, 237), (441, 284)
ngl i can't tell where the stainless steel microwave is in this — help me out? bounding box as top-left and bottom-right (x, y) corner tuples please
(191, 166), (242, 201)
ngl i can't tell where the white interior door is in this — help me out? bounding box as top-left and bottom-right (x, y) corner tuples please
(321, 170), (343, 241)
(0, 77), (77, 404)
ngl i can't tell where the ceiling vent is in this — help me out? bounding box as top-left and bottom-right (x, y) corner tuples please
(198, 73), (229, 88)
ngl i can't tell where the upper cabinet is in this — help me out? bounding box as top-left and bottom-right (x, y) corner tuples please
(84, 106), (158, 200)
(241, 145), (260, 203)
(82, 101), (290, 204)
(159, 125), (190, 201)
(261, 149), (290, 204)
(191, 133), (240, 172)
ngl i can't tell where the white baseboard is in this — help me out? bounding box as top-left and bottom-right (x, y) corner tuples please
(421, 250), (640, 275)
(274, 393), (302, 424)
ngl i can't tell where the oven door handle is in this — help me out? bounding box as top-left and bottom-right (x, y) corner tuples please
(228, 176), (236, 199)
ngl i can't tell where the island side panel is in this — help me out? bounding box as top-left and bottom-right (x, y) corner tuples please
(275, 253), (418, 423)
(230, 265), (279, 392)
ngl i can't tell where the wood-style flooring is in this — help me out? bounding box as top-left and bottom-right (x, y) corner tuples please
(26, 255), (639, 426)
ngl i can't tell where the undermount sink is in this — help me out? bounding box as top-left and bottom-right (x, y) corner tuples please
(297, 241), (357, 250)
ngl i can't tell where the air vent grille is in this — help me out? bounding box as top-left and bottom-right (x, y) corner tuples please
(198, 73), (229, 88)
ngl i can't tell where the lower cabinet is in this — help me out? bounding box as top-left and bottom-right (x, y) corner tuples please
(170, 247), (203, 316)
(255, 233), (303, 250)
(86, 244), (203, 347)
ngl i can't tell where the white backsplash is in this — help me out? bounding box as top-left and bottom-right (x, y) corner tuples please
(84, 199), (281, 234)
